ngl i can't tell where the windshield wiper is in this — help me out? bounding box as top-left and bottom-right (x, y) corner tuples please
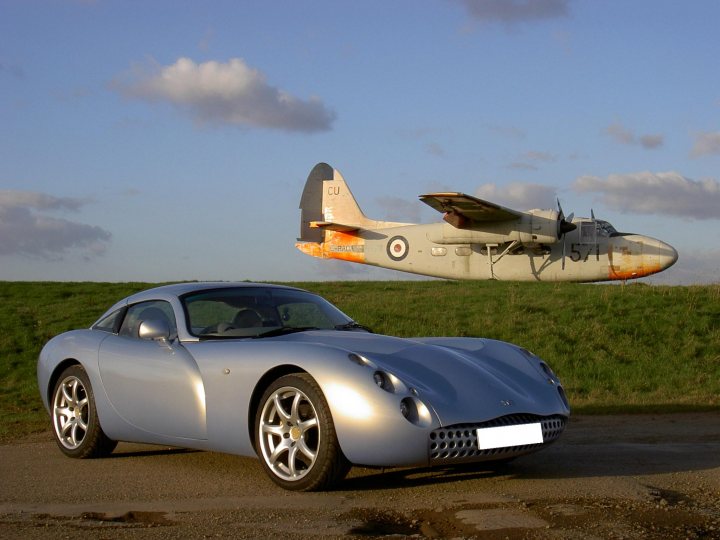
(335, 322), (373, 333)
(252, 326), (320, 339)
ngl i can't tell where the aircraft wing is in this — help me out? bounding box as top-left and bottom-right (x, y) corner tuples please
(419, 193), (522, 223)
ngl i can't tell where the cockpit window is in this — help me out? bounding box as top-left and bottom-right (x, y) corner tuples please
(578, 219), (618, 243)
(596, 220), (617, 236)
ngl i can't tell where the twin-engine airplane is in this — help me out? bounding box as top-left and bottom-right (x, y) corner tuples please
(296, 163), (678, 282)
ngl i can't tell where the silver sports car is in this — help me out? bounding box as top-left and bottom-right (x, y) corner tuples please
(37, 282), (569, 491)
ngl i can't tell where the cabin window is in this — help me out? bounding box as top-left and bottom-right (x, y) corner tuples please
(455, 247), (472, 256)
(431, 247), (447, 256)
(579, 222), (597, 244)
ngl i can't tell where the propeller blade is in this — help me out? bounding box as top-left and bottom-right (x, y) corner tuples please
(562, 234), (567, 270)
(559, 214), (577, 235)
(556, 198), (578, 243)
(591, 208), (595, 220)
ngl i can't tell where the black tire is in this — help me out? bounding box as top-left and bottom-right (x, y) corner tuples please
(255, 373), (350, 491)
(51, 364), (117, 458)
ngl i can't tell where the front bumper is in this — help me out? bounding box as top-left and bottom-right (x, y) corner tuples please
(428, 414), (567, 464)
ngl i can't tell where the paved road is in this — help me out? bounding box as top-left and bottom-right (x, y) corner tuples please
(2, 413), (719, 539)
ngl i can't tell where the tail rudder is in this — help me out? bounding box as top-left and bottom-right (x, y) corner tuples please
(298, 163), (369, 242)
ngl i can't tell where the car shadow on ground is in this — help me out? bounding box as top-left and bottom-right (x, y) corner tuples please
(108, 445), (200, 459)
(341, 462), (515, 491)
(339, 436), (720, 492)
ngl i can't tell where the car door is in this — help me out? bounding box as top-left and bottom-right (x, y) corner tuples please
(98, 300), (207, 440)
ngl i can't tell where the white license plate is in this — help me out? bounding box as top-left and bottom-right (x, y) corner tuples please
(476, 422), (543, 450)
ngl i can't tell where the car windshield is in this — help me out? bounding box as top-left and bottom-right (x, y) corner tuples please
(181, 287), (356, 339)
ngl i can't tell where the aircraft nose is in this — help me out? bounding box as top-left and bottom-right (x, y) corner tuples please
(609, 235), (678, 280)
(658, 240), (679, 270)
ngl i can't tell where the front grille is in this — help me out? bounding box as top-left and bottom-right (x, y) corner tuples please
(429, 414), (566, 464)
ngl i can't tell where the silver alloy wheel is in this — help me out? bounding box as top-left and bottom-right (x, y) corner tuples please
(53, 375), (89, 450)
(258, 386), (320, 482)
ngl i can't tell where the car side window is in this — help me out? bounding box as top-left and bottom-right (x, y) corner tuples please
(118, 300), (177, 339)
(93, 309), (124, 333)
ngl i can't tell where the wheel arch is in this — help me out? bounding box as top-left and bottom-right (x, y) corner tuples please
(247, 364), (307, 448)
(46, 358), (81, 405)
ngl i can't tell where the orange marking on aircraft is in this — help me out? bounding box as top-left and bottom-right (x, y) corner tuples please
(295, 231), (366, 264)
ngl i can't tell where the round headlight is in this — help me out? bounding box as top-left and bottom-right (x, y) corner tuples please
(400, 399), (410, 418)
(348, 353), (365, 366)
(373, 371), (394, 392)
(399, 396), (433, 427)
(539, 361), (558, 383)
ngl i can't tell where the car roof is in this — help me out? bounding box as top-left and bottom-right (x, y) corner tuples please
(98, 282), (304, 321)
(125, 282), (301, 303)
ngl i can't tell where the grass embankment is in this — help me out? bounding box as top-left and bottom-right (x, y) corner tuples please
(1, 280), (718, 440)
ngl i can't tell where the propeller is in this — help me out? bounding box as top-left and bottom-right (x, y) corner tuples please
(557, 199), (577, 270)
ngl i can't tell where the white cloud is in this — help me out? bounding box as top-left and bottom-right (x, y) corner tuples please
(573, 171), (720, 220)
(475, 182), (557, 210)
(605, 121), (664, 150)
(0, 191), (111, 260)
(0, 191), (88, 211)
(113, 57), (335, 133)
(690, 131), (720, 157)
(454, 0), (570, 24)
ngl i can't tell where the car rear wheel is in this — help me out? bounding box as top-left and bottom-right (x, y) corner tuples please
(256, 373), (350, 491)
(51, 365), (117, 458)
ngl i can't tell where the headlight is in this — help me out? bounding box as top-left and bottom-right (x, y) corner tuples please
(347, 352), (435, 426)
(373, 370), (394, 392)
(539, 361), (558, 384)
(400, 396), (433, 427)
(519, 347), (561, 385)
(347, 353), (368, 366)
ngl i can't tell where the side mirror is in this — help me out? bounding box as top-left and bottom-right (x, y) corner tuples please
(138, 319), (171, 342)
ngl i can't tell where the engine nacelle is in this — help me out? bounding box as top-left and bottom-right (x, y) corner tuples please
(527, 208), (562, 243)
(428, 209), (561, 245)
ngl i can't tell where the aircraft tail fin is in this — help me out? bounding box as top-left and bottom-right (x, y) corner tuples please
(299, 163), (387, 242)
(297, 163), (412, 262)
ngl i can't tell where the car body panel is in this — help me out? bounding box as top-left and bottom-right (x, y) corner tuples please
(98, 335), (207, 440)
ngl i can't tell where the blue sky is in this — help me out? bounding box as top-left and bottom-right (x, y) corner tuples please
(1, 0), (719, 284)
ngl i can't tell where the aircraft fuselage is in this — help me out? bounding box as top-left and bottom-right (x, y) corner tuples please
(298, 222), (677, 282)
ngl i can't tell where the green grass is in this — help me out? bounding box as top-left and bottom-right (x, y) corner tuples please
(1, 280), (719, 441)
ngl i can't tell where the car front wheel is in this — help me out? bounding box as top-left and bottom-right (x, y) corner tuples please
(51, 365), (117, 458)
(256, 373), (350, 491)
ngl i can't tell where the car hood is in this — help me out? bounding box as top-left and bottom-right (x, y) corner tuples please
(281, 330), (566, 425)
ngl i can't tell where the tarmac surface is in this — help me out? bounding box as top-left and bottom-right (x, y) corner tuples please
(1, 413), (719, 539)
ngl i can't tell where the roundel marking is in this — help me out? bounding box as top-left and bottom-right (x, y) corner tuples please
(386, 236), (409, 261)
